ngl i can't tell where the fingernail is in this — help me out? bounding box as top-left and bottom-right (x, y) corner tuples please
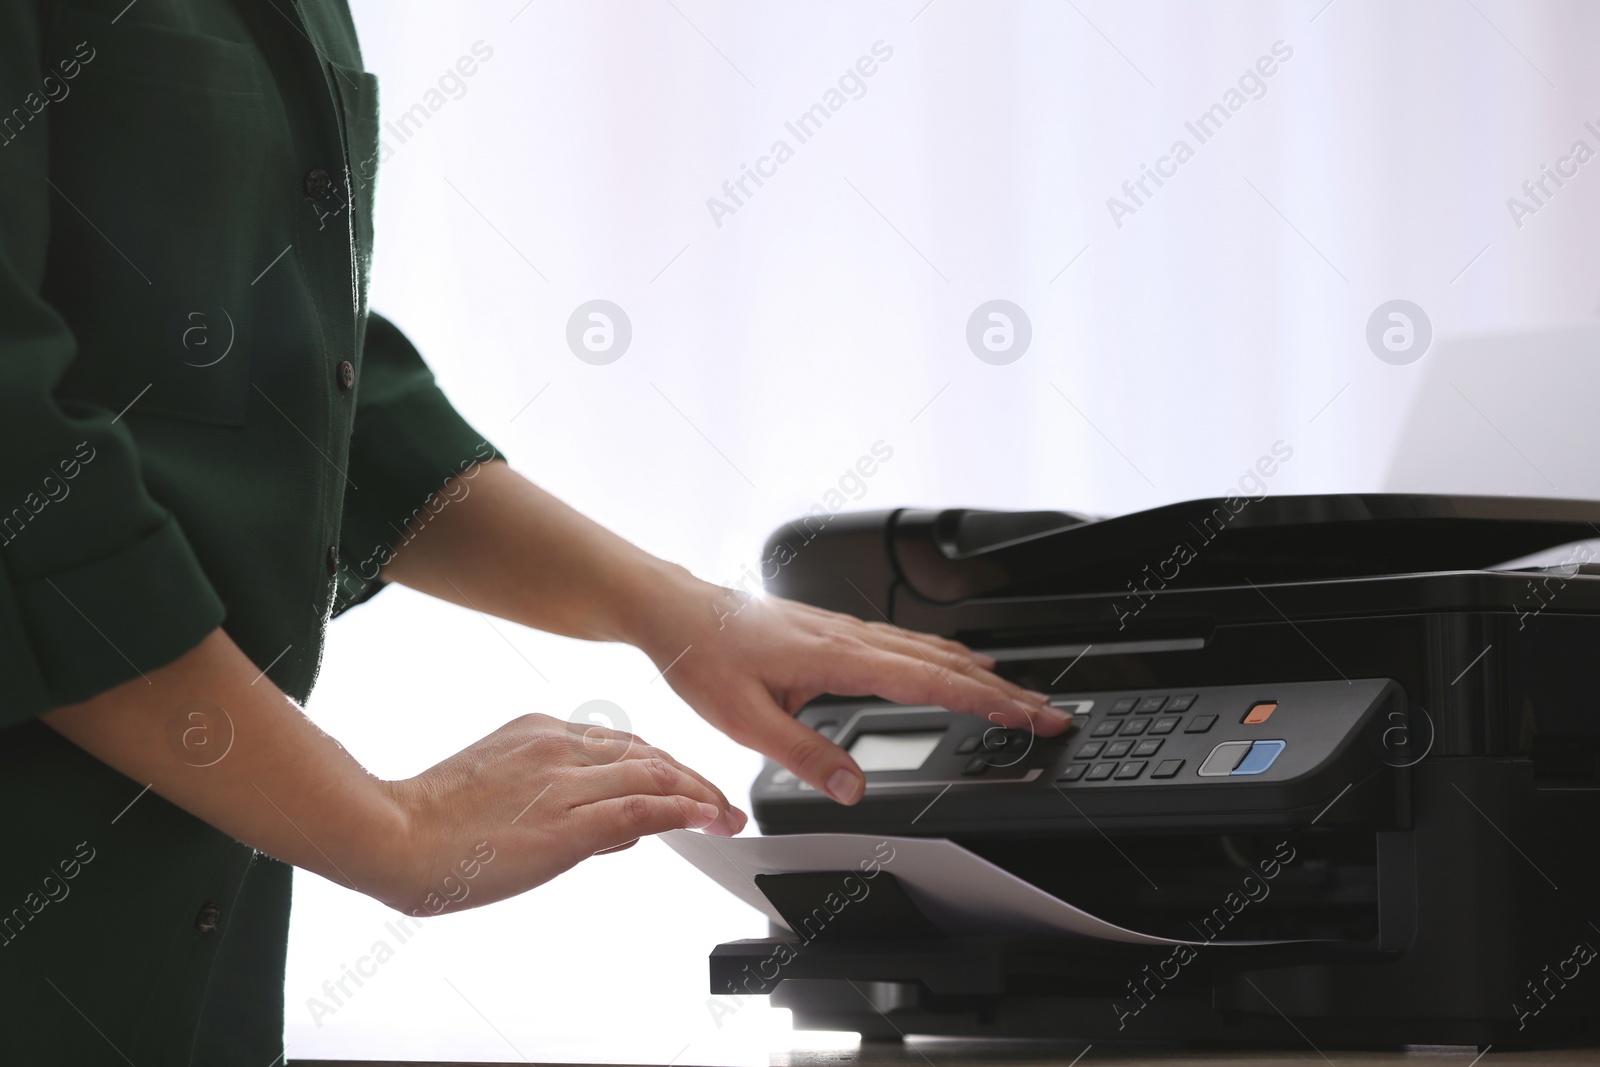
(974, 653), (997, 668)
(694, 802), (719, 825)
(1024, 690), (1052, 704)
(1013, 698), (1045, 719)
(732, 807), (749, 832)
(825, 768), (864, 804)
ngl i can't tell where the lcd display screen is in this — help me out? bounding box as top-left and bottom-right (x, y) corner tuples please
(847, 729), (946, 772)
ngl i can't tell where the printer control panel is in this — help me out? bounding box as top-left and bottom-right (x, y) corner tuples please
(753, 678), (1405, 830)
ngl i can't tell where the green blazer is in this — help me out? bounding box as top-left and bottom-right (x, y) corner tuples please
(0, 1), (495, 1063)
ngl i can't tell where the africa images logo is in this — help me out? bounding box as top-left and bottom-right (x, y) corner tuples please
(1366, 299), (1432, 366)
(566, 300), (632, 365)
(966, 300), (1032, 365)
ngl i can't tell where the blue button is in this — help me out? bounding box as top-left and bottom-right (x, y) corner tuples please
(1231, 739), (1285, 776)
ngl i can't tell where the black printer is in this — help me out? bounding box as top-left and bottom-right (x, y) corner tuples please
(703, 495), (1600, 1049)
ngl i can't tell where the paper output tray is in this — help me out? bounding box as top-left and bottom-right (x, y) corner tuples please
(710, 832), (1416, 1000)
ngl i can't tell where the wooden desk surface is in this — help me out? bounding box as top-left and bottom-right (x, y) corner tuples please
(296, 1038), (1600, 1067)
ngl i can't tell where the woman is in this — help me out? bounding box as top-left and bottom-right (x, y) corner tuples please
(0, 1), (1069, 1063)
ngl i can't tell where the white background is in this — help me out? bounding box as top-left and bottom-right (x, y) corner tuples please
(289, 0), (1600, 1060)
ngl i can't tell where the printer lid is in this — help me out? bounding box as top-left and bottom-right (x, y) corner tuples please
(891, 493), (1600, 602)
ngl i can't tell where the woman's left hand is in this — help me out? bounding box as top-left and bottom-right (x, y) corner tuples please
(633, 575), (1072, 805)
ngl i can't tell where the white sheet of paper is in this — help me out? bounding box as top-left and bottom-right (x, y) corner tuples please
(662, 830), (1299, 946)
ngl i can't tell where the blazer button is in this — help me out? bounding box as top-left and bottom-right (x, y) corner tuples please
(337, 359), (356, 392)
(195, 903), (220, 934)
(304, 168), (335, 200)
(326, 545), (340, 576)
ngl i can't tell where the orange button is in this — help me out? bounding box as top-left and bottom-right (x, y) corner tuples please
(1243, 701), (1277, 724)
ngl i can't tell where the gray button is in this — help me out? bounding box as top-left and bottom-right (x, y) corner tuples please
(1198, 740), (1253, 776)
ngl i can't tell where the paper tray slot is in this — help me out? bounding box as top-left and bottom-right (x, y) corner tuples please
(754, 871), (946, 944)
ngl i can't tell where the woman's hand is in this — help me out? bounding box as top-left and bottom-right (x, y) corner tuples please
(376, 464), (1071, 808)
(44, 631), (745, 918)
(627, 570), (1073, 805)
(379, 712), (745, 915)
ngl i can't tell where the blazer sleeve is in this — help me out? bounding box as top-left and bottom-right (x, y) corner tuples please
(0, 4), (224, 725)
(333, 313), (501, 613)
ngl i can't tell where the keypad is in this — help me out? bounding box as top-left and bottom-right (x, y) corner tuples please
(997, 687), (1252, 787)
(955, 736), (980, 754)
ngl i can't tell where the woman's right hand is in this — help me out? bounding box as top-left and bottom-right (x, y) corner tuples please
(378, 713), (747, 916)
(44, 630), (745, 919)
